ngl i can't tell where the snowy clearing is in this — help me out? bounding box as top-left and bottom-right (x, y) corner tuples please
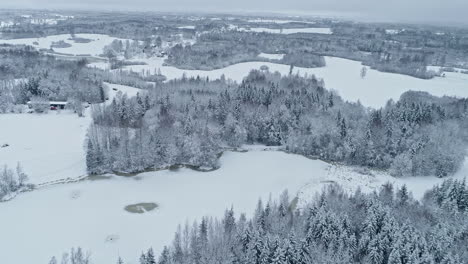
(0, 21), (14, 28)
(0, 111), (90, 184)
(1, 149), (465, 264)
(104, 82), (143, 101)
(385, 29), (405, 35)
(240, 27), (333, 34)
(109, 56), (468, 108)
(0, 83), (142, 184)
(247, 19), (316, 24)
(258, 53), (285, 60)
(177, 26), (196, 30)
(0, 34), (129, 56)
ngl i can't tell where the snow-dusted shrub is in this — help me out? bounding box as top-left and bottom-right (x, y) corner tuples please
(0, 163), (30, 200)
(29, 96), (49, 113)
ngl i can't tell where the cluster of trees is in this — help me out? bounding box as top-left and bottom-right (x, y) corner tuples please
(166, 32), (327, 70)
(55, 180), (467, 264)
(0, 44), (160, 114)
(102, 38), (164, 61)
(3, 11), (468, 78)
(280, 51), (326, 68)
(167, 38), (261, 70)
(0, 79), (21, 113)
(48, 247), (90, 264)
(86, 69), (468, 177)
(424, 178), (468, 212)
(0, 45), (105, 113)
(140, 182), (468, 264)
(156, 181), (467, 264)
(165, 21), (468, 79)
(0, 163), (30, 201)
(363, 51), (437, 79)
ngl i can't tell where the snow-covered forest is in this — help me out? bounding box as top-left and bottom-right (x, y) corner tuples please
(148, 179), (468, 264)
(48, 179), (468, 264)
(0, 7), (468, 264)
(87, 70), (468, 177)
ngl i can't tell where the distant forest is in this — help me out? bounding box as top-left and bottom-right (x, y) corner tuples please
(2, 11), (468, 78)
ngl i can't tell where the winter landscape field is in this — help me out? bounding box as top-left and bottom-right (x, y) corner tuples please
(1, 3), (468, 264)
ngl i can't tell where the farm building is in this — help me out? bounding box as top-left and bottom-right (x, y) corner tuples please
(27, 101), (68, 110)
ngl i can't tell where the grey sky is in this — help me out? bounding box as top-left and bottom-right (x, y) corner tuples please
(2, 0), (468, 26)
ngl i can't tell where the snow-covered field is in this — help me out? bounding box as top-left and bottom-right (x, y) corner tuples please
(258, 53), (285, 60)
(386, 29), (405, 35)
(104, 82), (142, 100)
(0, 21), (14, 28)
(102, 56), (468, 108)
(0, 83), (141, 185)
(0, 112), (90, 184)
(1, 148), (464, 264)
(247, 19), (316, 24)
(178, 26), (196, 30)
(0, 34), (128, 56)
(240, 27), (333, 34)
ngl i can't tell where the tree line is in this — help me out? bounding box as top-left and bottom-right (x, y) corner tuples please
(49, 179), (468, 264)
(86, 69), (468, 177)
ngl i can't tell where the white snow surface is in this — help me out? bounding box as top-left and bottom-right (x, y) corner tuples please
(247, 19), (316, 24)
(104, 82), (142, 101)
(0, 34), (129, 56)
(0, 111), (90, 184)
(0, 21), (15, 28)
(178, 26), (196, 30)
(385, 29), (405, 35)
(258, 53), (285, 60)
(0, 83), (142, 184)
(1, 149), (466, 264)
(240, 27), (333, 34)
(111, 56), (468, 108)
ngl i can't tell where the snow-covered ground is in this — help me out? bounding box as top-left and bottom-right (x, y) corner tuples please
(0, 111), (90, 185)
(247, 19), (316, 24)
(258, 53), (285, 60)
(178, 26), (196, 30)
(1, 148), (465, 264)
(101, 56), (468, 108)
(0, 34), (129, 56)
(0, 83), (142, 185)
(385, 29), (405, 35)
(240, 27), (333, 34)
(0, 21), (15, 28)
(1, 32), (468, 264)
(104, 82), (142, 101)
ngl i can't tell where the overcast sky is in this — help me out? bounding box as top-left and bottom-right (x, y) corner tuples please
(2, 0), (468, 26)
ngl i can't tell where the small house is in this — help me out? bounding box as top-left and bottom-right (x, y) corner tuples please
(49, 101), (68, 110)
(27, 101), (68, 110)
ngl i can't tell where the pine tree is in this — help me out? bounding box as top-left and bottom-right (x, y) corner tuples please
(224, 206), (236, 237)
(158, 247), (170, 264)
(396, 185), (409, 206)
(49, 256), (58, 264)
(146, 248), (156, 264)
(139, 252), (148, 264)
(340, 118), (347, 139)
